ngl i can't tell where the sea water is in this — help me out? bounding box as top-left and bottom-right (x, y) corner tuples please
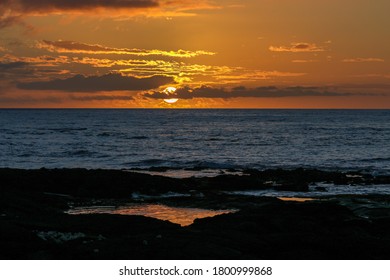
(0, 109), (389, 175)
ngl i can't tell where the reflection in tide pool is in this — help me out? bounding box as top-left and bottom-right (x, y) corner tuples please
(66, 204), (237, 226)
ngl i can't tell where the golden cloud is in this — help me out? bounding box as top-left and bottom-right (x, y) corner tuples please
(269, 42), (325, 52)
(2, 54), (70, 66)
(342, 58), (385, 63)
(292, 59), (319, 63)
(2, 49), (307, 90)
(215, 70), (306, 84)
(37, 40), (216, 58)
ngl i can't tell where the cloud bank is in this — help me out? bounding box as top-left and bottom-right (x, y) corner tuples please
(144, 86), (357, 100)
(0, 61), (29, 70)
(17, 73), (173, 92)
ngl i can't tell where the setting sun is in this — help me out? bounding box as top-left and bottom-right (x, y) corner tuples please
(163, 87), (179, 104)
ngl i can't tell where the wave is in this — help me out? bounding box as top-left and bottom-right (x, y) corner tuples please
(96, 132), (149, 140)
(65, 150), (96, 157)
(183, 160), (240, 170)
(48, 128), (88, 133)
(360, 157), (390, 162)
(1, 109), (389, 175)
(97, 132), (111, 137)
(122, 159), (176, 167)
(205, 138), (222, 142)
(129, 136), (149, 140)
(121, 159), (241, 170)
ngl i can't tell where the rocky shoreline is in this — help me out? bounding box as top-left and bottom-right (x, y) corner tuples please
(1, 168), (390, 259)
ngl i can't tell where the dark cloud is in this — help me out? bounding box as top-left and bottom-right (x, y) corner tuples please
(0, 61), (35, 79)
(294, 43), (312, 50)
(0, 60), (70, 81)
(17, 73), (173, 92)
(0, 61), (29, 70)
(144, 85), (358, 99)
(1, 1), (217, 30)
(0, 0), (158, 29)
(1, 0), (158, 13)
(0, 15), (21, 29)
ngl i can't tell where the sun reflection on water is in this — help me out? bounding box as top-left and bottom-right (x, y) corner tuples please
(67, 204), (237, 226)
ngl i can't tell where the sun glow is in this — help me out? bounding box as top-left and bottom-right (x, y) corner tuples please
(163, 87), (179, 104)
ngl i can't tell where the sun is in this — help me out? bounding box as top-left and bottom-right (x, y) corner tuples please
(163, 87), (179, 104)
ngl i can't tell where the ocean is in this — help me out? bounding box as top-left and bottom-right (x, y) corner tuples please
(0, 109), (389, 175)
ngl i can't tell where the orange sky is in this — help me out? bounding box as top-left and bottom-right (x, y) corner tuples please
(0, 0), (389, 108)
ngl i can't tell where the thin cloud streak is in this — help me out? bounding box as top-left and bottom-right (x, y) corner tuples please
(292, 60), (319, 63)
(342, 58), (385, 63)
(214, 71), (306, 84)
(2, 54), (70, 66)
(37, 40), (216, 58)
(269, 42), (325, 52)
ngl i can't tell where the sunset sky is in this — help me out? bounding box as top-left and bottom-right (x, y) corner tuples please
(0, 0), (389, 108)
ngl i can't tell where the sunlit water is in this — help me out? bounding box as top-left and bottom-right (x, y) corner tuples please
(227, 183), (390, 198)
(131, 169), (244, 178)
(66, 204), (237, 226)
(1, 109), (389, 175)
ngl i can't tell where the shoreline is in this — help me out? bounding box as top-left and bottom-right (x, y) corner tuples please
(1, 168), (390, 259)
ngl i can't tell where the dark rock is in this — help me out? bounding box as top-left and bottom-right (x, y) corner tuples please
(273, 183), (309, 192)
(2, 168), (390, 260)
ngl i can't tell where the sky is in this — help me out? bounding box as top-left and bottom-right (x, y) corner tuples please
(0, 0), (389, 108)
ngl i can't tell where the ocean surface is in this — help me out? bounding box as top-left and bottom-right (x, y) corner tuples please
(1, 109), (389, 175)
